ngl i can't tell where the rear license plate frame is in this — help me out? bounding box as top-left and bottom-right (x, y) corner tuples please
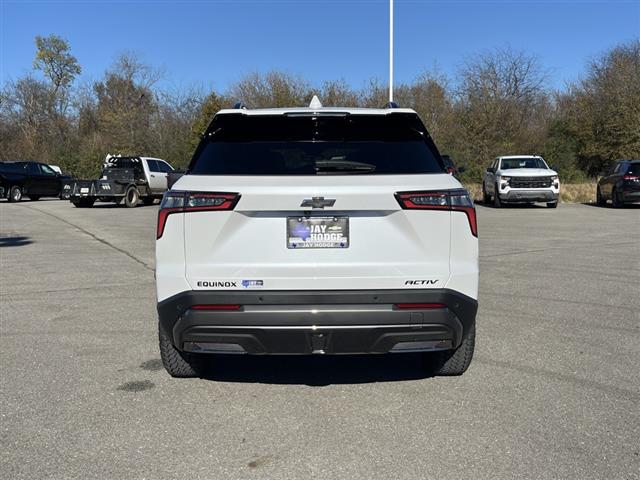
(287, 216), (349, 249)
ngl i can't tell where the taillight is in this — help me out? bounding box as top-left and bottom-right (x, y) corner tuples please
(623, 174), (639, 181)
(395, 189), (478, 237)
(157, 190), (240, 239)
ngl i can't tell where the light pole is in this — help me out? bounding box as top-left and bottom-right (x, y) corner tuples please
(389, 0), (394, 103)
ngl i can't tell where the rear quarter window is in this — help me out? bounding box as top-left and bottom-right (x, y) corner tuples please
(0, 163), (26, 174)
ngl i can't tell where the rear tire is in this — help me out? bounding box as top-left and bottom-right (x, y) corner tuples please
(482, 183), (491, 204)
(546, 201), (558, 208)
(159, 323), (203, 378)
(124, 186), (140, 208)
(8, 186), (22, 203)
(611, 187), (623, 208)
(596, 186), (606, 206)
(425, 322), (476, 376)
(493, 185), (502, 208)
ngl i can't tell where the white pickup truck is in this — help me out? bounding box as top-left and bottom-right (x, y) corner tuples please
(69, 155), (175, 208)
(482, 155), (560, 208)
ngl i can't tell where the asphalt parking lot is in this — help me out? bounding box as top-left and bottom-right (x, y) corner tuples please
(1, 200), (639, 480)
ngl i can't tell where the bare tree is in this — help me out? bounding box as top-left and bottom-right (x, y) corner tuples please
(455, 47), (550, 172)
(230, 71), (312, 108)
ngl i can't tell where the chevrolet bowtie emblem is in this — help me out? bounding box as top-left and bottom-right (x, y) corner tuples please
(300, 197), (336, 209)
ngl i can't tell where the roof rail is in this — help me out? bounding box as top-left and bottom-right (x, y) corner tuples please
(233, 102), (247, 110)
(383, 101), (399, 109)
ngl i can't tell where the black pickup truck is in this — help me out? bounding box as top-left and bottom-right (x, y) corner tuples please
(0, 161), (74, 202)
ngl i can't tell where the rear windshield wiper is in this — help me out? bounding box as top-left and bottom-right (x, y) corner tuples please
(314, 160), (376, 174)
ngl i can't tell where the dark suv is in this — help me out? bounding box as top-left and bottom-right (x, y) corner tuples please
(597, 160), (640, 207)
(0, 161), (73, 202)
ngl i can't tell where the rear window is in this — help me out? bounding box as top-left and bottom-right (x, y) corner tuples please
(188, 113), (444, 175)
(626, 163), (640, 175)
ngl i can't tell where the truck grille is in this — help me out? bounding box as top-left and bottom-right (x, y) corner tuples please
(510, 177), (552, 189)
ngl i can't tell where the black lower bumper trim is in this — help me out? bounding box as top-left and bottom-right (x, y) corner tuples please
(158, 289), (477, 355)
(500, 190), (558, 203)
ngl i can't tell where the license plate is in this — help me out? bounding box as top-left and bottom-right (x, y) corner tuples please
(80, 188), (89, 193)
(287, 217), (349, 249)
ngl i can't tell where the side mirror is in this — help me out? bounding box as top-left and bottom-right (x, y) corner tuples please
(551, 165), (558, 171)
(458, 166), (466, 174)
(486, 167), (495, 174)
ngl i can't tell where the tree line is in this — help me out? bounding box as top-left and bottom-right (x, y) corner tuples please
(1, 35), (638, 182)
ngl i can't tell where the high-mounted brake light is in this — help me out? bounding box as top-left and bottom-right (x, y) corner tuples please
(157, 191), (240, 239)
(395, 189), (478, 237)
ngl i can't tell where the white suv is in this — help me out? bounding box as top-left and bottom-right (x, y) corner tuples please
(155, 102), (479, 377)
(482, 155), (560, 208)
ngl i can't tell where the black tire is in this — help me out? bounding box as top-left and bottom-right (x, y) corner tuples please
(124, 186), (140, 208)
(596, 186), (606, 206)
(159, 323), (203, 378)
(546, 201), (558, 208)
(142, 196), (155, 206)
(29, 195), (40, 201)
(8, 186), (22, 203)
(482, 183), (491, 204)
(71, 198), (95, 208)
(59, 192), (71, 200)
(611, 187), (623, 208)
(493, 184), (502, 208)
(425, 322), (476, 376)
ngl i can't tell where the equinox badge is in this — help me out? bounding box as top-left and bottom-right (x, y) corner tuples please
(300, 197), (336, 209)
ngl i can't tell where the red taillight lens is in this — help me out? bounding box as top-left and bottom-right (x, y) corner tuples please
(394, 303), (446, 309)
(190, 304), (241, 311)
(395, 189), (478, 237)
(623, 174), (639, 181)
(157, 190), (240, 239)
(184, 192), (240, 211)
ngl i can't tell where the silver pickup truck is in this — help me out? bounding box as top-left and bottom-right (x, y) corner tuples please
(69, 156), (175, 208)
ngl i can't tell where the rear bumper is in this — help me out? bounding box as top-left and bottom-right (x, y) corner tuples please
(69, 180), (128, 199)
(500, 189), (558, 203)
(620, 188), (640, 203)
(157, 289), (477, 355)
